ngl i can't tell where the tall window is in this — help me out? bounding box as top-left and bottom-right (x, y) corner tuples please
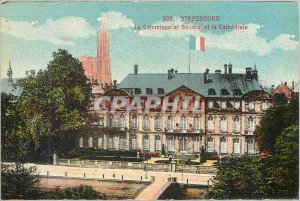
(154, 115), (161, 130)
(119, 113), (125, 128)
(207, 137), (214, 153)
(193, 136), (200, 153)
(220, 137), (227, 154)
(143, 114), (150, 131)
(233, 138), (240, 154)
(130, 114), (137, 129)
(221, 101), (227, 109)
(246, 139), (255, 154)
(167, 115), (173, 131)
(248, 102), (255, 111)
(119, 135), (125, 150)
(233, 116), (240, 133)
(220, 116), (227, 133)
(131, 135), (137, 150)
(194, 117), (200, 130)
(88, 136), (93, 148)
(108, 136), (113, 149)
(167, 135), (175, 152)
(98, 136), (103, 148)
(79, 137), (83, 148)
(179, 136), (188, 152)
(207, 116), (214, 132)
(234, 101), (240, 110)
(108, 114), (114, 128)
(155, 135), (161, 151)
(180, 116), (187, 131)
(247, 116), (255, 133)
(143, 135), (150, 150)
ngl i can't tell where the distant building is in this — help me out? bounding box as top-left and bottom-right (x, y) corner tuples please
(0, 61), (22, 97)
(78, 64), (273, 156)
(272, 81), (298, 100)
(80, 17), (112, 91)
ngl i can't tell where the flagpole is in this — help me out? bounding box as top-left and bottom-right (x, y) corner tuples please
(188, 35), (191, 74)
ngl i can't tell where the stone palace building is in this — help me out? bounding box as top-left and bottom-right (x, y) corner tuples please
(78, 64), (273, 156)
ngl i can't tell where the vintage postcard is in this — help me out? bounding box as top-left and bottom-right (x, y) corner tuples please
(1, 0), (299, 200)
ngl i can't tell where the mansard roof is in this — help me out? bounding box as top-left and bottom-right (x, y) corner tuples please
(118, 73), (263, 98)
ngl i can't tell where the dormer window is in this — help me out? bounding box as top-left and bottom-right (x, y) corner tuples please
(146, 88), (153, 94)
(233, 89), (243, 96)
(158, 88), (164, 94)
(221, 89), (230, 96)
(208, 88), (216, 95)
(134, 88), (141, 94)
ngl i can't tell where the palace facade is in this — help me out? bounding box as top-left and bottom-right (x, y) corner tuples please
(78, 64), (273, 156)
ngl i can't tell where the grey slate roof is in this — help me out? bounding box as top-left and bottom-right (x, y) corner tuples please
(118, 73), (263, 98)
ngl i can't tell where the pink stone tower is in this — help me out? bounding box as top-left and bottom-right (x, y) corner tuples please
(80, 17), (112, 87)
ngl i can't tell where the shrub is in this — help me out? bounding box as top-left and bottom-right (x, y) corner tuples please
(44, 185), (106, 199)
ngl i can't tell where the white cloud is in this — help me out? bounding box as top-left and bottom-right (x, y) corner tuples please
(1, 17), (96, 45)
(97, 11), (134, 30)
(138, 20), (298, 55)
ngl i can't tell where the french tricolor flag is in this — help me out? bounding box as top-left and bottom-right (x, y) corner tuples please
(189, 36), (205, 51)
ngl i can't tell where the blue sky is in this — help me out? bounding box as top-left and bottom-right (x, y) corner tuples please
(1, 1), (299, 87)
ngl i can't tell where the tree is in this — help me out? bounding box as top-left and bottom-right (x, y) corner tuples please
(205, 156), (266, 199)
(200, 146), (207, 164)
(261, 125), (299, 198)
(44, 185), (106, 200)
(255, 96), (298, 154)
(1, 163), (41, 199)
(14, 49), (92, 160)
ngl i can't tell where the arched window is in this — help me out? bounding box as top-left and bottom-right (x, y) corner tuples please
(143, 114), (150, 131)
(143, 135), (150, 150)
(207, 116), (214, 132)
(108, 114), (114, 128)
(154, 115), (161, 130)
(131, 135), (137, 150)
(193, 116), (200, 130)
(180, 116), (187, 131)
(220, 137), (227, 154)
(220, 116), (227, 133)
(233, 116), (240, 133)
(167, 115), (173, 131)
(193, 136), (200, 153)
(119, 113), (125, 128)
(247, 116), (254, 132)
(88, 136), (93, 148)
(130, 113), (137, 129)
(233, 138), (240, 154)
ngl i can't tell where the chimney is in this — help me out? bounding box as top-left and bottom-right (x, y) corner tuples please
(292, 81), (295, 91)
(215, 70), (221, 74)
(168, 70), (172, 80)
(175, 70), (178, 74)
(224, 64), (228, 74)
(113, 80), (117, 88)
(284, 82), (287, 86)
(228, 63), (232, 74)
(204, 68), (209, 83)
(134, 65), (138, 74)
(245, 67), (252, 79)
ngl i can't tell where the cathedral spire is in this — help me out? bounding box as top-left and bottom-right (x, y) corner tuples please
(7, 60), (13, 79)
(97, 16), (109, 58)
